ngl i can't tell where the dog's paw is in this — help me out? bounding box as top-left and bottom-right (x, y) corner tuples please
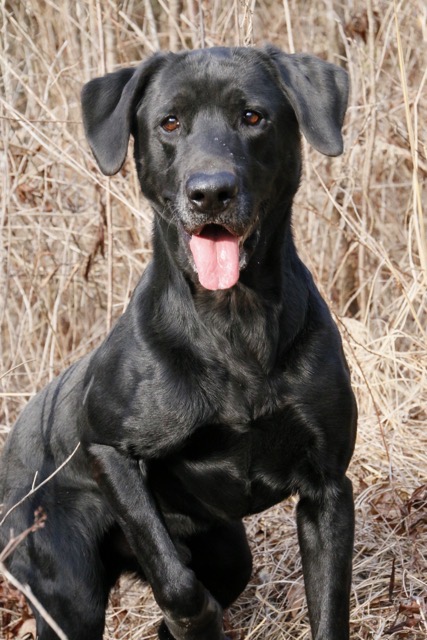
(160, 591), (225, 640)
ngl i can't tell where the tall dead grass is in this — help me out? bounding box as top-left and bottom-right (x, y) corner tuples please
(0, 0), (426, 638)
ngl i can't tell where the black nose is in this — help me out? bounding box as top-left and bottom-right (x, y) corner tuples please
(186, 171), (238, 213)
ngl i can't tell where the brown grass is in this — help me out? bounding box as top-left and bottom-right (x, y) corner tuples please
(1, 0), (426, 638)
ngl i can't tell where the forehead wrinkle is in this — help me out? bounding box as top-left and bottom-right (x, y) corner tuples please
(151, 81), (245, 122)
(146, 51), (286, 123)
(154, 76), (273, 115)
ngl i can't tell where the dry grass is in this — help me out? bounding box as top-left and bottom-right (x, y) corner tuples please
(1, 0), (426, 638)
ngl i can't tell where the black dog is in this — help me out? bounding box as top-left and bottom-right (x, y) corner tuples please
(0, 46), (357, 640)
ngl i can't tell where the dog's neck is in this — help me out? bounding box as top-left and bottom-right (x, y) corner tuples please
(135, 209), (311, 371)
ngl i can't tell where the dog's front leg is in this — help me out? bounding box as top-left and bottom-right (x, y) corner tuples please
(296, 476), (354, 640)
(86, 443), (225, 640)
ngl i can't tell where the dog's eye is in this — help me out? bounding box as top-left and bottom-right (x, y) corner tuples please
(242, 110), (263, 126)
(161, 115), (180, 132)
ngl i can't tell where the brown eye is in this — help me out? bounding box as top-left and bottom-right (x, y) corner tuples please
(242, 110), (262, 126)
(161, 115), (180, 132)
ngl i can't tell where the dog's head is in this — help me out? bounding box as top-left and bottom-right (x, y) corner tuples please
(82, 46), (348, 291)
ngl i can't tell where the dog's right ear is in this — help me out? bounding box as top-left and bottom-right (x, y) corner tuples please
(81, 54), (165, 176)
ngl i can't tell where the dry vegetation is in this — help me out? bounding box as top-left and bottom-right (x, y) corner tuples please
(0, 0), (426, 638)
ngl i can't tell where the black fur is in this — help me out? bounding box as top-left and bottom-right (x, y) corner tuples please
(0, 46), (356, 640)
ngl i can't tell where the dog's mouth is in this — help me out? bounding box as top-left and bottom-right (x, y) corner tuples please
(188, 224), (242, 291)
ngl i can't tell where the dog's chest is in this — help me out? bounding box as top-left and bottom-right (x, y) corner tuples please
(140, 344), (319, 520)
(149, 404), (313, 521)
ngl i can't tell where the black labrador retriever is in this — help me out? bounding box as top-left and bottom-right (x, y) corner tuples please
(0, 45), (357, 640)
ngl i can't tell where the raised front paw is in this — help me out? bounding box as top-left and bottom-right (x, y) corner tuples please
(161, 591), (225, 640)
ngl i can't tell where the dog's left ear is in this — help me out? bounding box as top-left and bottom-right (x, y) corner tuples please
(81, 53), (166, 175)
(265, 45), (349, 156)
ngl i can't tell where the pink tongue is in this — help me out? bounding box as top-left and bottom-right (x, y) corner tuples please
(189, 229), (240, 290)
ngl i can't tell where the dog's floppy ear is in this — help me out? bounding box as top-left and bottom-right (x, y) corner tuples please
(81, 54), (165, 175)
(265, 45), (349, 156)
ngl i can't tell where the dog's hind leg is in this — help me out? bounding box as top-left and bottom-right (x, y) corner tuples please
(2, 521), (112, 640)
(22, 557), (110, 640)
(14, 554), (110, 640)
(34, 609), (105, 640)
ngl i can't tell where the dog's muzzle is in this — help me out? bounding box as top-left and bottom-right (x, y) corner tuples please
(181, 170), (241, 291)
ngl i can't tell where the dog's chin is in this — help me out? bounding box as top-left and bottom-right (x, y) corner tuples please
(178, 220), (259, 291)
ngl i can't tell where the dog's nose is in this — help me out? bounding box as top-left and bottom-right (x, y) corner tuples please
(186, 172), (238, 213)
